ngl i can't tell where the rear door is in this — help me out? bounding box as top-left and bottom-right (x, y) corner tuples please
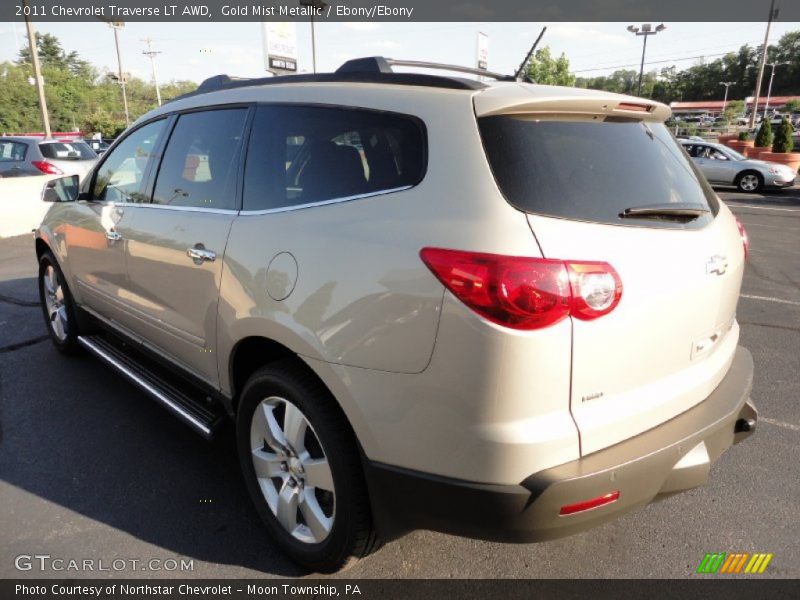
(122, 107), (249, 386)
(478, 114), (745, 455)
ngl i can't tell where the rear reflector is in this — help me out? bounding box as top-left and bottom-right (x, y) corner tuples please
(420, 248), (622, 330)
(559, 491), (620, 516)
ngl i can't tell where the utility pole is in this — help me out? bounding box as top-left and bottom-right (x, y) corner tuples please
(142, 37), (162, 106)
(109, 22), (130, 127)
(749, 0), (777, 129)
(23, 2), (51, 137)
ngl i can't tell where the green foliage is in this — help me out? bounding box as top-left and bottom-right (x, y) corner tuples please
(755, 119), (773, 147)
(772, 117), (794, 153)
(722, 100), (745, 124)
(526, 46), (576, 87)
(785, 99), (800, 114)
(738, 131), (750, 141)
(3, 35), (196, 136)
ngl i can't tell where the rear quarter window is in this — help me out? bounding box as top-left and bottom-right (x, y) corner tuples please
(0, 141), (28, 161)
(243, 105), (426, 212)
(478, 116), (719, 229)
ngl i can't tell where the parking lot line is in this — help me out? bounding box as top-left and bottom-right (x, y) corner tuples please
(740, 294), (800, 307)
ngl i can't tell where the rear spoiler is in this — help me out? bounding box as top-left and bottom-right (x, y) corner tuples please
(474, 88), (671, 122)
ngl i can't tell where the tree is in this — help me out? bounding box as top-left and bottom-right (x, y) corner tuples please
(772, 117), (794, 153)
(722, 100), (745, 124)
(525, 46), (575, 87)
(784, 99), (800, 114)
(17, 32), (89, 76)
(755, 119), (773, 147)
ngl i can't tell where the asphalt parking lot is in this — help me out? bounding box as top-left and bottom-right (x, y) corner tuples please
(1, 188), (798, 579)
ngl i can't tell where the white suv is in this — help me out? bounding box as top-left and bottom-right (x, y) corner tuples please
(34, 57), (756, 572)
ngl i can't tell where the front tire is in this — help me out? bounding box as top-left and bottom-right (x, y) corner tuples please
(736, 171), (763, 193)
(37, 251), (81, 354)
(236, 360), (377, 572)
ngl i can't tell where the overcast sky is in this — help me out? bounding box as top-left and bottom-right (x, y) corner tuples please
(0, 21), (797, 95)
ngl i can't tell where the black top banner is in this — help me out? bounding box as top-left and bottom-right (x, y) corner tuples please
(4, 0), (800, 22)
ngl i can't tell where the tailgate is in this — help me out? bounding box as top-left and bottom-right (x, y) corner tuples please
(476, 103), (747, 455)
(529, 210), (744, 454)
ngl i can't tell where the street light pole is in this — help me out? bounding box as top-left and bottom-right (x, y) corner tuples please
(22, 4), (51, 137)
(109, 22), (130, 127)
(763, 62), (788, 120)
(719, 81), (734, 113)
(627, 24), (666, 97)
(299, 0), (327, 74)
(749, 0), (777, 129)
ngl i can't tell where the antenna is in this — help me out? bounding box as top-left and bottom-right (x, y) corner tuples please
(514, 26), (547, 82)
(141, 37), (162, 106)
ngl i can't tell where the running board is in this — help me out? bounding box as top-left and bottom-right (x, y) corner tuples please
(77, 335), (224, 440)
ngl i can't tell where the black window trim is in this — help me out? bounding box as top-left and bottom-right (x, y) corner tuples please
(239, 101), (428, 215)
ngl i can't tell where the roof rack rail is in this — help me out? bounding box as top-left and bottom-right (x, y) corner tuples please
(169, 55), (523, 103)
(336, 56), (519, 82)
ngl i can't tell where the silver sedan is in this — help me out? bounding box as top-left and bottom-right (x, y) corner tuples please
(680, 140), (796, 193)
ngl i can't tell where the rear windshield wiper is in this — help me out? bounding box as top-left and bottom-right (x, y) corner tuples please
(619, 203), (710, 219)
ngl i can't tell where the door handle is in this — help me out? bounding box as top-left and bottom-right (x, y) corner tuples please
(187, 244), (216, 264)
(105, 230), (122, 243)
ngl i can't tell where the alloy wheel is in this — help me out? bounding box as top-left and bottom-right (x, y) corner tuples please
(43, 265), (68, 341)
(250, 396), (336, 544)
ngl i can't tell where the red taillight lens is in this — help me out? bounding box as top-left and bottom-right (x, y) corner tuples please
(559, 491), (620, 516)
(420, 248), (622, 330)
(734, 216), (749, 261)
(31, 161), (63, 175)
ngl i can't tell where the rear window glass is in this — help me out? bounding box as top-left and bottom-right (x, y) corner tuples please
(243, 105), (426, 211)
(0, 141), (28, 161)
(478, 117), (718, 228)
(40, 141), (97, 160)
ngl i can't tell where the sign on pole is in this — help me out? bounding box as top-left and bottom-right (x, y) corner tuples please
(262, 22), (298, 74)
(476, 31), (489, 71)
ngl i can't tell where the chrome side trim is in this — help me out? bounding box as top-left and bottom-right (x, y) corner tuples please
(77, 335), (213, 439)
(107, 202), (239, 215)
(238, 185), (413, 216)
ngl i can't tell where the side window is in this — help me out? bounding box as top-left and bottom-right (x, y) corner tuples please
(0, 141), (27, 161)
(243, 105), (426, 211)
(152, 108), (248, 210)
(93, 120), (167, 203)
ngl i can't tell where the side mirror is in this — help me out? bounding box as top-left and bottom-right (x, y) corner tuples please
(42, 175), (80, 203)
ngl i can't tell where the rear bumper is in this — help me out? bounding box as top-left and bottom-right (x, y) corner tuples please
(365, 346), (755, 543)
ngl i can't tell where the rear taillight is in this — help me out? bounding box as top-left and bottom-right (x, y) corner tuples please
(420, 248), (622, 330)
(559, 491), (620, 516)
(31, 161), (63, 175)
(734, 216), (749, 261)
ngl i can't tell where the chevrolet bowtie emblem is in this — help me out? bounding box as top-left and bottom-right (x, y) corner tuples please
(706, 255), (728, 276)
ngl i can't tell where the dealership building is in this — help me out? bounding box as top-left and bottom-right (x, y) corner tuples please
(670, 95), (800, 116)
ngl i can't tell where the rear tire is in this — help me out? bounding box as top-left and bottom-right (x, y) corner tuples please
(236, 360), (377, 572)
(735, 171), (763, 193)
(37, 251), (81, 354)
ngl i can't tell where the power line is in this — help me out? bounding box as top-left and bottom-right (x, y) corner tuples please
(573, 51), (749, 74)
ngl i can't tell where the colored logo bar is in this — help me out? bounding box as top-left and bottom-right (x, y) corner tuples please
(696, 552), (773, 574)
